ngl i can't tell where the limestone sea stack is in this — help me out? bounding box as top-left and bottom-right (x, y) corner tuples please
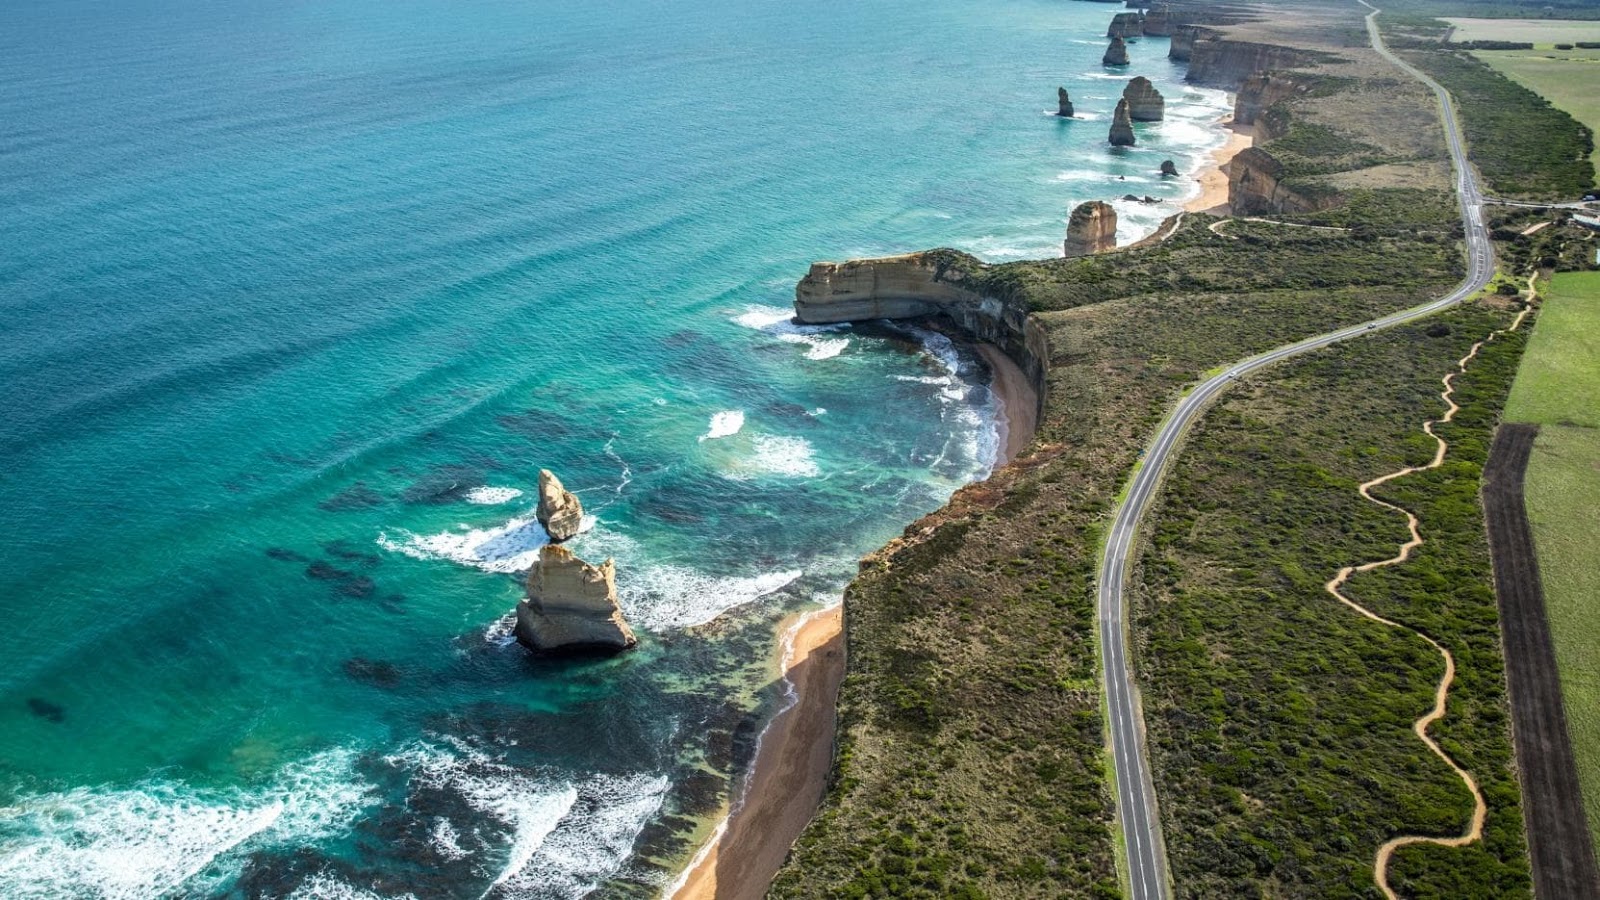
(1160, 159), (1179, 176)
(1103, 35), (1130, 67)
(514, 545), (637, 654)
(1064, 201), (1118, 257)
(1123, 76), (1165, 122)
(1108, 12), (1144, 39)
(1057, 87), (1075, 118)
(1109, 99), (1137, 146)
(536, 468), (584, 542)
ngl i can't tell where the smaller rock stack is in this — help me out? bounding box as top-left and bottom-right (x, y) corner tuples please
(1064, 201), (1118, 257)
(536, 469), (584, 542)
(1103, 35), (1130, 67)
(1108, 99), (1137, 146)
(514, 545), (637, 654)
(1123, 77), (1165, 122)
(1056, 87), (1075, 117)
(1160, 159), (1179, 177)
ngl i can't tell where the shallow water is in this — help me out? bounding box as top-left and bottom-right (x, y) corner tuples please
(0, 0), (1227, 895)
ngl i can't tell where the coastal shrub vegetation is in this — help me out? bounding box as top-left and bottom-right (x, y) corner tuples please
(1132, 300), (1533, 897)
(1399, 48), (1595, 199)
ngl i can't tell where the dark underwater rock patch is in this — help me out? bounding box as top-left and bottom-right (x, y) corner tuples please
(26, 697), (65, 723)
(318, 482), (386, 512)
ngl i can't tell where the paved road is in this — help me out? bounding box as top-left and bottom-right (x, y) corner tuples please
(1094, 5), (1495, 898)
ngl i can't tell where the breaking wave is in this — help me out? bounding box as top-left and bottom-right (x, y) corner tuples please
(0, 748), (374, 900)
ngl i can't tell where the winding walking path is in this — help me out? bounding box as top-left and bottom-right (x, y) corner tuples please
(1323, 291), (1532, 898)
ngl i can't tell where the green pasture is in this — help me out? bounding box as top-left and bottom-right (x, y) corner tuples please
(1506, 269), (1600, 858)
(1475, 49), (1600, 169)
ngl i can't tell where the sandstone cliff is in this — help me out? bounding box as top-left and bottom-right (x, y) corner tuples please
(1169, 25), (1199, 61)
(1108, 12), (1144, 39)
(1109, 99), (1137, 146)
(515, 545), (637, 654)
(1234, 71), (1310, 132)
(793, 252), (1049, 422)
(1142, 3), (1173, 36)
(1104, 35), (1130, 67)
(1057, 87), (1075, 118)
(1123, 77), (1165, 122)
(1227, 146), (1337, 215)
(1185, 34), (1321, 88)
(536, 469), (584, 542)
(1064, 201), (1118, 257)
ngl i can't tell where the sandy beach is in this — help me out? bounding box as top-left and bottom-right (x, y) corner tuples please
(668, 604), (844, 900)
(976, 343), (1038, 465)
(667, 344), (1038, 900)
(1185, 120), (1254, 214)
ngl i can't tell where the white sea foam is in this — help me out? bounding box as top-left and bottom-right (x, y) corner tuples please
(0, 748), (373, 900)
(465, 486), (524, 505)
(732, 304), (849, 360)
(288, 873), (417, 900)
(378, 517), (548, 573)
(722, 433), (820, 481)
(699, 409), (745, 441)
(384, 744), (667, 899)
(620, 566), (803, 630)
(377, 512), (596, 574)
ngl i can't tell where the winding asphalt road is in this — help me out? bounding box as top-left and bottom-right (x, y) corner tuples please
(1095, 6), (1495, 898)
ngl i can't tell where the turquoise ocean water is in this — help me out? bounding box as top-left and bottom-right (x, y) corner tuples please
(0, 0), (1228, 895)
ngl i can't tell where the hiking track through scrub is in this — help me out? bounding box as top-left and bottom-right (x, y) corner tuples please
(1324, 287), (1535, 899)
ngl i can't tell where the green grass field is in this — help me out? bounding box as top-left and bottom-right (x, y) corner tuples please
(1505, 270), (1600, 858)
(1506, 272), (1600, 426)
(1446, 17), (1600, 44)
(1475, 50), (1600, 170)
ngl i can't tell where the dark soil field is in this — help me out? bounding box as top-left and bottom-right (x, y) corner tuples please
(1482, 423), (1600, 900)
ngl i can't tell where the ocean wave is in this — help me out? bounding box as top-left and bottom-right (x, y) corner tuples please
(722, 434), (821, 480)
(731, 304), (849, 361)
(0, 748), (373, 900)
(699, 410), (745, 441)
(382, 743), (667, 900)
(620, 565), (802, 630)
(465, 486), (524, 505)
(288, 873), (418, 900)
(376, 512), (597, 575)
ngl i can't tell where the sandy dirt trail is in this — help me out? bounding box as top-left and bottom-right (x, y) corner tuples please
(1324, 291), (1533, 899)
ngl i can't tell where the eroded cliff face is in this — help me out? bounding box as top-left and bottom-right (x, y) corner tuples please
(1169, 25), (1199, 61)
(1185, 34), (1320, 88)
(1064, 201), (1118, 258)
(1234, 71), (1309, 133)
(1142, 3), (1173, 36)
(1108, 12), (1144, 39)
(1227, 146), (1336, 215)
(794, 253), (1049, 419)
